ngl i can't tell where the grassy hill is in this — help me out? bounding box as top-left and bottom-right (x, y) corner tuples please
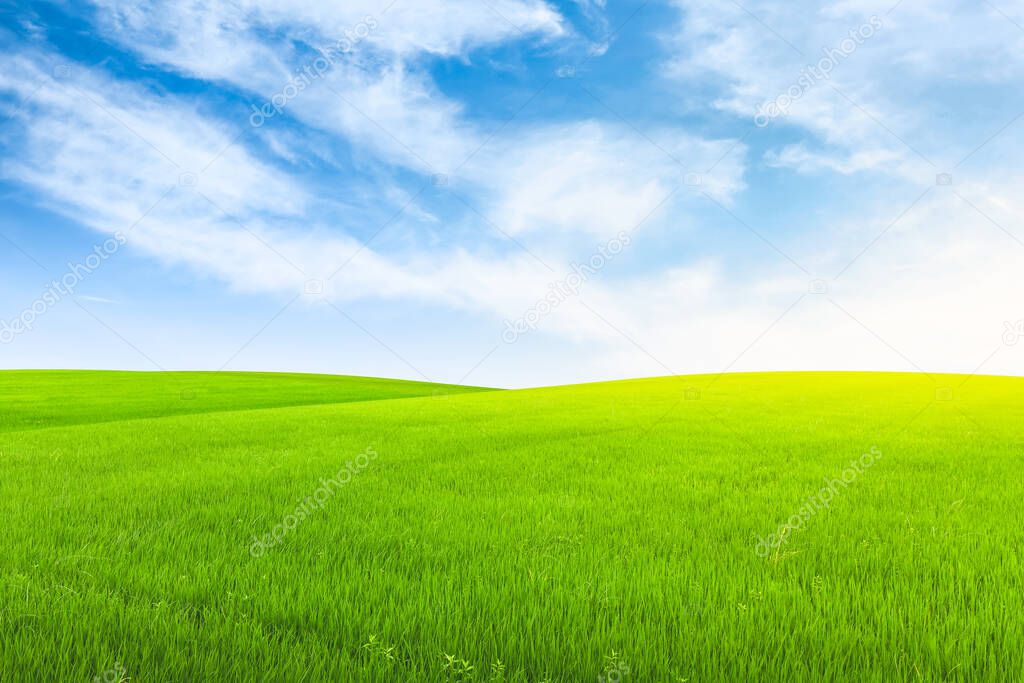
(0, 370), (1021, 681)
(0, 370), (492, 432)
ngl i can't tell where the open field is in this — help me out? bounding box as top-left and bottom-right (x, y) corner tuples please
(0, 371), (490, 433)
(1, 370), (1022, 681)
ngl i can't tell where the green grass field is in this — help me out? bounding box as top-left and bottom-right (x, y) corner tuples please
(1, 370), (1021, 682)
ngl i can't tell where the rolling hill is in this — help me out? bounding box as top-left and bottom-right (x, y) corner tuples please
(1, 370), (1021, 681)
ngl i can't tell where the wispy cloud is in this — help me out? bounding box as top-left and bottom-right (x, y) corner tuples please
(1, 0), (1022, 386)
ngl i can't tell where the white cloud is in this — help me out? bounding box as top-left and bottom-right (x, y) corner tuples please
(4, 2), (1023, 387)
(534, 183), (1024, 385)
(665, 0), (1024, 177)
(291, 62), (476, 173)
(0, 45), (746, 367)
(91, 0), (565, 75)
(764, 143), (908, 176)
(0, 50), (580, 319)
(468, 121), (746, 238)
(84, 0), (565, 174)
(76, 0), (749, 227)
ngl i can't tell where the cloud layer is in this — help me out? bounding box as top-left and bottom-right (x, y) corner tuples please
(1, 0), (1022, 386)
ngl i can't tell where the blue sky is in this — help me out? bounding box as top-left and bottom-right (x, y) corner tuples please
(1, 0), (1023, 387)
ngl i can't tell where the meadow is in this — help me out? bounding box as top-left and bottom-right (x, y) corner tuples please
(0, 370), (1021, 681)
